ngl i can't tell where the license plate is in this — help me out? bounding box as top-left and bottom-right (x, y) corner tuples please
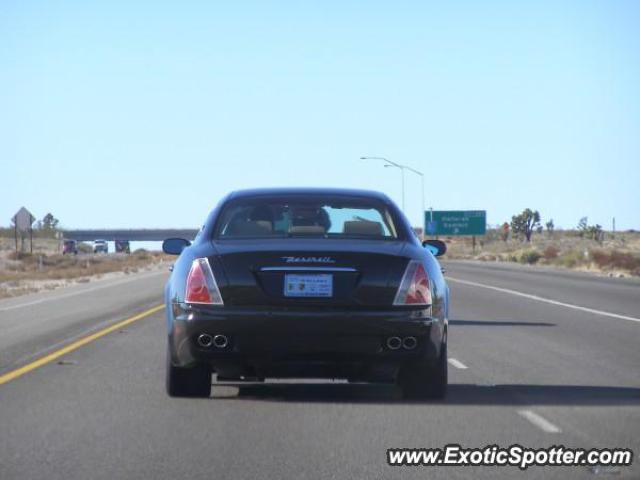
(284, 274), (333, 298)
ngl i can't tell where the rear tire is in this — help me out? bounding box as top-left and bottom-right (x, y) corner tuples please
(399, 341), (448, 400)
(166, 346), (211, 398)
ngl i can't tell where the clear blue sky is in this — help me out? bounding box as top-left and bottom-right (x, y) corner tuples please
(2, 1), (639, 230)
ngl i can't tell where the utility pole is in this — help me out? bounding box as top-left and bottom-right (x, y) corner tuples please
(612, 217), (616, 238)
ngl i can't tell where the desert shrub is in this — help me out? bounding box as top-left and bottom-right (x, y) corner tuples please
(484, 228), (502, 243)
(591, 249), (640, 271)
(559, 249), (584, 268)
(78, 243), (93, 254)
(8, 252), (38, 262)
(519, 250), (541, 264)
(609, 251), (640, 270)
(543, 245), (560, 260)
(133, 249), (151, 260)
(590, 250), (609, 268)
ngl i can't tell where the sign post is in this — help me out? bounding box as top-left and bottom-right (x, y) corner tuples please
(11, 207), (36, 254)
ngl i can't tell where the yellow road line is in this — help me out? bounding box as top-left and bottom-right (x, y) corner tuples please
(0, 304), (164, 386)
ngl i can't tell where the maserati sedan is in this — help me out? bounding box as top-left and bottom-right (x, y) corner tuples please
(162, 188), (450, 399)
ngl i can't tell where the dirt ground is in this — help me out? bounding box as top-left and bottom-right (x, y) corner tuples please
(440, 230), (640, 278)
(0, 237), (170, 299)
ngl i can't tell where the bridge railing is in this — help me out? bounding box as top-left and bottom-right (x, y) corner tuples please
(61, 229), (199, 242)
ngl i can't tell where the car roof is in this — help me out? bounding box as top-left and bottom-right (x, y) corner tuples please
(227, 187), (392, 202)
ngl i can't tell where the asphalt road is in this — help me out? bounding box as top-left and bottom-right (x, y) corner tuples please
(1, 261), (638, 479)
(0, 269), (167, 376)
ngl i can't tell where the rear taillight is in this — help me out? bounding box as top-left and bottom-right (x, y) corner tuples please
(393, 260), (432, 306)
(185, 258), (224, 305)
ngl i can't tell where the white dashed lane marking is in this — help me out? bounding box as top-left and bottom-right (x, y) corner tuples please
(448, 358), (468, 369)
(447, 277), (640, 324)
(518, 410), (562, 433)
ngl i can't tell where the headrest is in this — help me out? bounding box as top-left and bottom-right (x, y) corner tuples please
(289, 225), (326, 235)
(343, 220), (384, 236)
(227, 220), (273, 236)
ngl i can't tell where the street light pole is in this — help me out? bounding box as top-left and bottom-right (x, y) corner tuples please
(360, 156), (407, 211)
(404, 165), (425, 227)
(360, 156), (425, 224)
(400, 166), (406, 211)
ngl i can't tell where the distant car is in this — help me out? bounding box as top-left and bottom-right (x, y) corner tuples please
(115, 240), (131, 254)
(162, 188), (450, 399)
(62, 239), (78, 255)
(94, 239), (108, 254)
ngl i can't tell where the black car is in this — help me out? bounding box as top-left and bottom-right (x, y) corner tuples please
(162, 188), (450, 399)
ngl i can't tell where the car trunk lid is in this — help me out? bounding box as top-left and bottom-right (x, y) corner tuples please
(211, 239), (409, 307)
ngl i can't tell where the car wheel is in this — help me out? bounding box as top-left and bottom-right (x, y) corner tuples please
(398, 340), (448, 400)
(165, 346), (211, 398)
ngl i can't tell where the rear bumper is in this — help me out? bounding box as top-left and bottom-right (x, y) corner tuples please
(168, 303), (445, 380)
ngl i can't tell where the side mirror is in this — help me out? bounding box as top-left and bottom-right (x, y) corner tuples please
(422, 239), (447, 257)
(162, 238), (191, 255)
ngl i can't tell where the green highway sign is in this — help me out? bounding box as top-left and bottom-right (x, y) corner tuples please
(425, 210), (486, 236)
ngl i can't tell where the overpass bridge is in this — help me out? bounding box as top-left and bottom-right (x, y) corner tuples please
(61, 229), (199, 242)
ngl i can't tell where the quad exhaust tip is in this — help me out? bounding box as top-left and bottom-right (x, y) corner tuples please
(402, 336), (417, 350)
(197, 334), (229, 349)
(212, 334), (229, 349)
(386, 336), (402, 350)
(197, 334), (213, 348)
(386, 336), (418, 350)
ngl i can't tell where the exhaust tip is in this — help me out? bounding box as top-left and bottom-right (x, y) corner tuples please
(197, 334), (213, 348)
(386, 336), (402, 350)
(213, 334), (229, 349)
(402, 336), (417, 350)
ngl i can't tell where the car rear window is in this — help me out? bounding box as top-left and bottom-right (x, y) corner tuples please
(214, 196), (398, 240)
